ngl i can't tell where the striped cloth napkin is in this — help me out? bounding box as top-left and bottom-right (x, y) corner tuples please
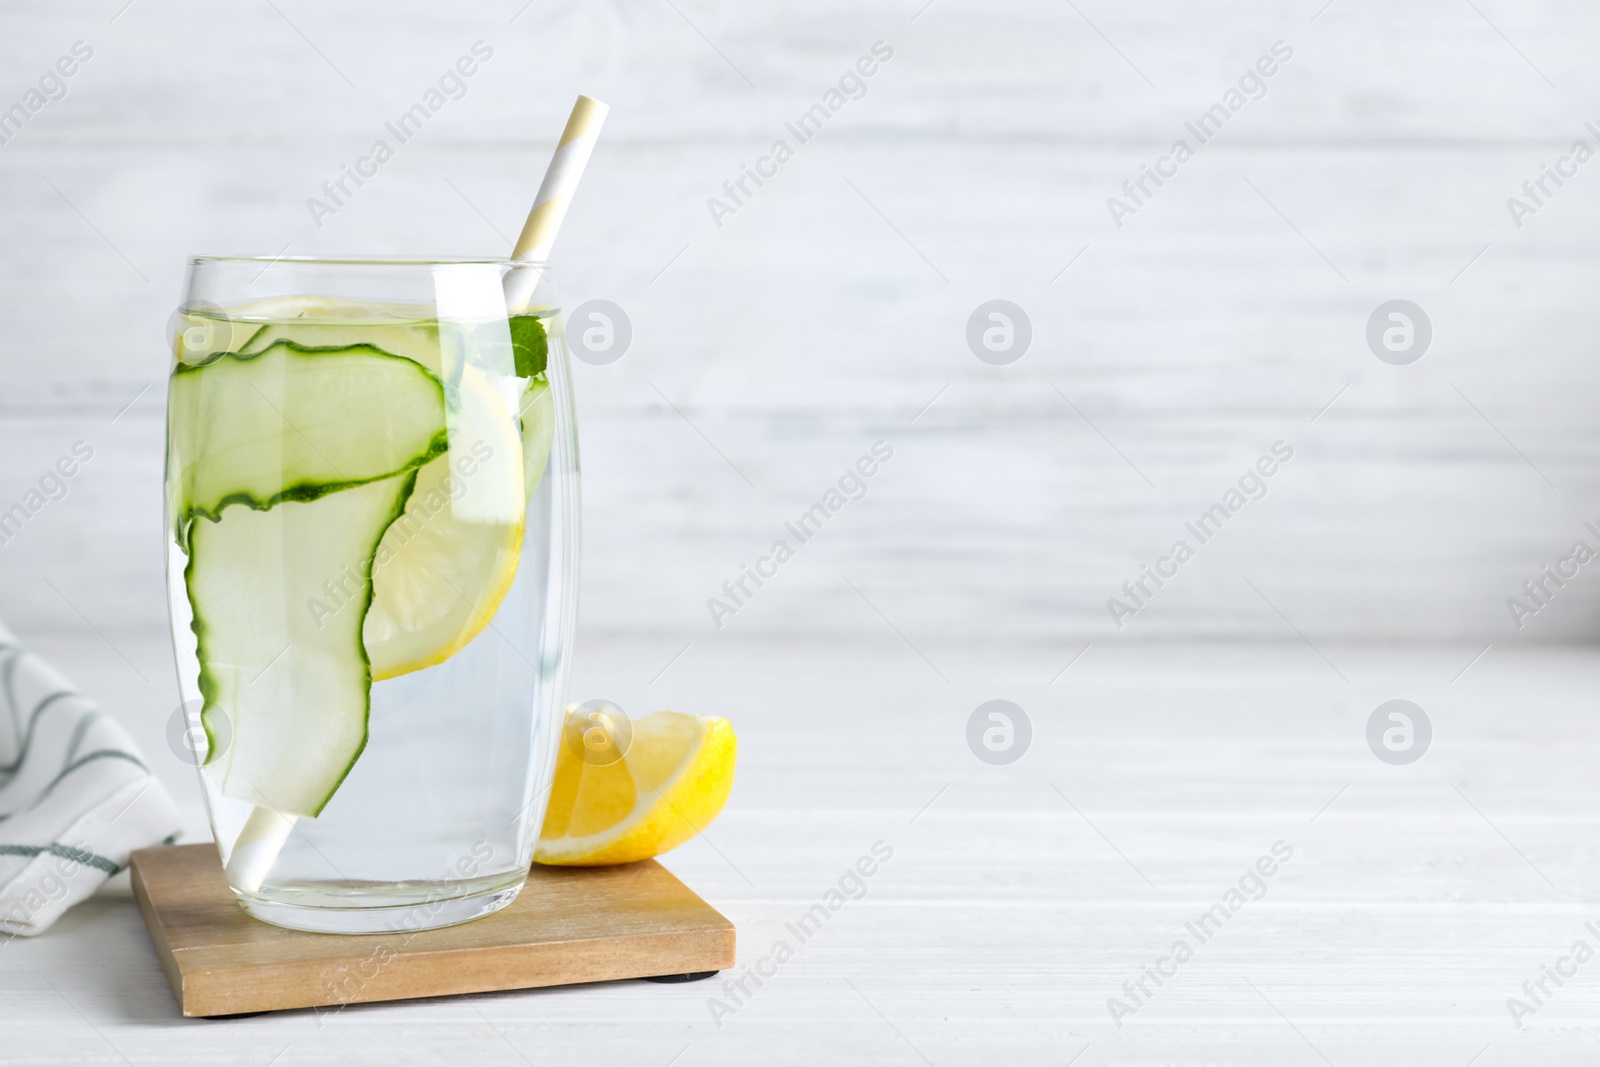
(0, 621), (180, 936)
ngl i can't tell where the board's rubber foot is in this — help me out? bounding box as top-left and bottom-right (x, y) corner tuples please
(643, 971), (720, 984)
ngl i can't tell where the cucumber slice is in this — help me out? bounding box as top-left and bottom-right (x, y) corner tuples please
(188, 472), (415, 817)
(239, 318), (446, 377)
(168, 340), (447, 535)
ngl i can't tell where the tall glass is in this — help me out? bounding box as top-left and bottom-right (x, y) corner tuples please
(164, 257), (579, 934)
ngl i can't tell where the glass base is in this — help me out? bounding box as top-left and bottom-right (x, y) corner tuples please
(236, 878), (525, 935)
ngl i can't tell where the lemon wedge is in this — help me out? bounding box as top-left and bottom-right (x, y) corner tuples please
(364, 365), (525, 680)
(536, 710), (738, 866)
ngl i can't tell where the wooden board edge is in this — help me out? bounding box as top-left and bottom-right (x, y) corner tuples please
(178, 925), (737, 1017)
(129, 860), (190, 1016)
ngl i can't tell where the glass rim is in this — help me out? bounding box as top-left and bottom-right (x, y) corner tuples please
(189, 255), (546, 268)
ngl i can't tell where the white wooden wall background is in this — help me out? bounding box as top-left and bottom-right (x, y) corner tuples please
(1, 0), (1598, 649)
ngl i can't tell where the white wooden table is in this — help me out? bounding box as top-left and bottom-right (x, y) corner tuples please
(1, 635), (1597, 1064)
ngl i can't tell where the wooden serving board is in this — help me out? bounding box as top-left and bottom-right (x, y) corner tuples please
(129, 843), (735, 1018)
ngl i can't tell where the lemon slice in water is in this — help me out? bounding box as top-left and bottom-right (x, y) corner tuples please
(364, 365), (526, 680)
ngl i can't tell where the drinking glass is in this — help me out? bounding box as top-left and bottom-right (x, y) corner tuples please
(164, 256), (579, 934)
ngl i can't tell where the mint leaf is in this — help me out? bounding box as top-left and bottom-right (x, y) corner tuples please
(510, 314), (548, 378)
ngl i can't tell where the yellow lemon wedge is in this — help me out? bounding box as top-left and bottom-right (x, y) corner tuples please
(364, 365), (525, 680)
(535, 710), (738, 866)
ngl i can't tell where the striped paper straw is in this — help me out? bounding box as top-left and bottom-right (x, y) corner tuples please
(511, 95), (609, 263)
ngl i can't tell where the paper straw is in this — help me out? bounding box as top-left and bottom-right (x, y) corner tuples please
(505, 95), (608, 310)
(512, 95), (609, 262)
(225, 806), (297, 893)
